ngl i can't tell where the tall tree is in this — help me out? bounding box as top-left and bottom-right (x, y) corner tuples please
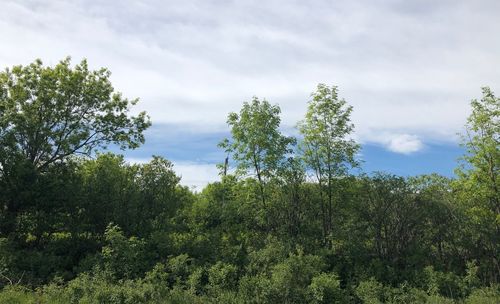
(0, 57), (151, 175)
(455, 86), (499, 283)
(219, 97), (294, 206)
(457, 86), (499, 213)
(0, 58), (151, 238)
(298, 84), (359, 243)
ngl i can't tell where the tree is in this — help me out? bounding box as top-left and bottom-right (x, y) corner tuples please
(0, 58), (151, 251)
(298, 84), (359, 243)
(0, 57), (151, 174)
(358, 174), (427, 279)
(457, 87), (499, 213)
(219, 97), (294, 206)
(455, 86), (499, 284)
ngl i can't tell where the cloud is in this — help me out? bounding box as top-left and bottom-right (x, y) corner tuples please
(126, 157), (219, 190)
(386, 134), (424, 154)
(355, 131), (424, 155)
(1, 0), (499, 152)
(124, 157), (150, 165)
(172, 161), (220, 190)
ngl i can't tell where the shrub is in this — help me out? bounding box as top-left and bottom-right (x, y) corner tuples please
(308, 272), (346, 303)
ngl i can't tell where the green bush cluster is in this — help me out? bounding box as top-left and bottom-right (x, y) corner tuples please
(1, 60), (498, 303)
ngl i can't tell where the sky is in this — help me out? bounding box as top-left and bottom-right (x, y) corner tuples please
(1, 0), (499, 189)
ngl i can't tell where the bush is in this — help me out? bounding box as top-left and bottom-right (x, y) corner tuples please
(207, 262), (238, 294)
(101, 224), (152, 280)
(464, 286), (500, 304)
(308, 272), (346, 303)
(0, 285), (37, 304)
(356, 278), (384, 304)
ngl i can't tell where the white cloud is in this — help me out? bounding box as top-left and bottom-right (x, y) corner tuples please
(126, 157), (219, 190)
(386, 134), (424, 154)
(355, 131), (424, 154)
(172, 162), (220, 190)
(124, 157), (150, 165)
(1, 0), (499, 150)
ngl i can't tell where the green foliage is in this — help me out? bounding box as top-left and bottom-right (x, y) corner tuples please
(454, 87), (500, 285)
(220, 97), (294, 179)
(355, 278), (384, 304)
(298, 84), (360, 243)
(0, 71), (499, 302)
(238, 250), (326, 303)
(0, 58), (150, 172)
(298, 84), (359, 179)
(464, 286), (500, 304)
(457, 87), (499, 205)
(101, 224), (153, 280)
(0, 285), (37, 304)
(383, 282), (428, 304)
(219, 97), (294, 207)
(308, 272), (345, 303)
(207, 262), (238, 295)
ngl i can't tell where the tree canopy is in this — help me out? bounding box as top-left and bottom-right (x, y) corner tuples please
(0, 58), (151, 174)
(219, 97), (294, 204)
(0, 59), (498, 303)
(457, 87), (499, 213)
(298, 84), (360, 243)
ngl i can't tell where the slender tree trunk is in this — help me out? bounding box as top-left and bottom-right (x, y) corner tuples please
(318, 180), (327, 245)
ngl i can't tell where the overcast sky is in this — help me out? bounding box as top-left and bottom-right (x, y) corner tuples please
(1, 0), (499, 188)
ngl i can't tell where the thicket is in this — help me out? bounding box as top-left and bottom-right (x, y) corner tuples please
(0, 59), (498, 303)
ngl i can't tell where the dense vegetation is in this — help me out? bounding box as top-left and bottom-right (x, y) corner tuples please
(0, 59), (498, 303)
